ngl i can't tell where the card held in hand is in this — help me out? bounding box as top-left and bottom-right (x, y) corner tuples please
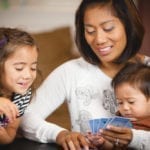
(104, 116), (133, 128)
(89, 116), (132, 133)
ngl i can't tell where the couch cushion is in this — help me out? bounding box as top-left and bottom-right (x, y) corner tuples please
(32, 27), (73, 129)
(32, 26), (74, 80)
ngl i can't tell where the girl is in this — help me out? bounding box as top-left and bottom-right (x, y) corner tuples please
(0, 27), (38, 144)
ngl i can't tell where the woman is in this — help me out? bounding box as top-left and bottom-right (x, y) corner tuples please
(20, 0), (150, 149)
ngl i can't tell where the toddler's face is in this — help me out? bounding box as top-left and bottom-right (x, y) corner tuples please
(115, 83), (150, 120)
(2, 45), (38, 95)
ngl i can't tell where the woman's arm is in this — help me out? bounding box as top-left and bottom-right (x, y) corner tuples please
(20, 60), (90, 149)
(20, 65), (69, 143)
(0, 118), (20, 144)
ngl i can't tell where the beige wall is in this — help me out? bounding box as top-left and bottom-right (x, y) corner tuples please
(139, 0), (150, 56)
(0, 0), (81, 33)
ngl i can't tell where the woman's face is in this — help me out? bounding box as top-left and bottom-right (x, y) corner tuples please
(84, 5), (127, 64)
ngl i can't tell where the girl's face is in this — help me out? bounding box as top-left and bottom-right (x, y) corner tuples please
(84, 5), (127, 65)
(2, 45), (38, 95)
(115, 83), (150, 120)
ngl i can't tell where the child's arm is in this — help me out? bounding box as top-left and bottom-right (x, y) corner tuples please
(0, 117), (21, 144)
(0, 97), (19, 123)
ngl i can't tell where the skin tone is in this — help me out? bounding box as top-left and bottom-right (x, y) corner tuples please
(56, 131), (89, 150)
(0, 45), (38, 144)
(101, 83), (150, 149)
(82, 5), (129, 148)
(115, 83), (150, 120)
(0, 98), (18, 123)
(2, 45), (37, 95)
(94, 83), (150, 149)
(100, 83), (150, 148)
(84, 5), (127, 78)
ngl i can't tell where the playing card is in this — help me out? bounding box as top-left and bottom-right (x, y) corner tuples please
(93, 119), (101, 133)
(102, 117), (113, 129)
(105, 116), (132, 128)
(89, 116), (132, 133)
(89, 119), (95, 133)
(89, 118), (110, 133)
(0, 114), (9, 127)
(125, 120), (133, 128)
(98, 118), (109, 129)
(89, 119), (101, 133)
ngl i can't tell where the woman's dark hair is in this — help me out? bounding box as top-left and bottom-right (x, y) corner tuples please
(112, 62), (150, 99)
(75, 0), (145, 65)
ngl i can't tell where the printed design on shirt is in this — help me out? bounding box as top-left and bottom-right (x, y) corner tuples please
(102, 89), (117, 115)
(76, 110), (92, 133)
(75, 86), (96, 105)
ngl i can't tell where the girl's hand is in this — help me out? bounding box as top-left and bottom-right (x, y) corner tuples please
(56, 130), (89, 150)
(100, 125), (132, 148)
(0, 116), (21, 144)
(0, 97), (19, 123)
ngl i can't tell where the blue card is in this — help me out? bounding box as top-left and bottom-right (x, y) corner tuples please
(106, 116), (132, 128)
(89, 116), (132, 133)
(89, 119), (95, 133)
(125, 120), (133, 128)
(89, 118), (109, 133)
(93, 119), (101, 133)
(98, 118), (109, 129)
(102, 118), (113, 129)
(89, 119), (101, 133)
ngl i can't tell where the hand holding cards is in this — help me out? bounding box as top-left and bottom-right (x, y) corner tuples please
(89, 116), (132, 134)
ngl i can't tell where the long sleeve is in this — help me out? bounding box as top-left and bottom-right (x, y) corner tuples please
(20, 58), (115, 142)
(128, 129), (150, 150)
(20, 57), (150, 148)
(20, 110), (67, 143)
(20, 62), (70, 143)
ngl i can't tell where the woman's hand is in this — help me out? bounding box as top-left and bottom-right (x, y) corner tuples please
(56, 130), (89, 150)
(100, 125), (133, 148)
(0, 97), (19, 123)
